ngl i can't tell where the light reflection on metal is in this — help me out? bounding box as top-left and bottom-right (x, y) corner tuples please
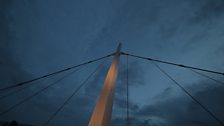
(88, 43), (121, 126)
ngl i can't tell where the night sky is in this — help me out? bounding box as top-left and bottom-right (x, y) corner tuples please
(1, 0), (224, 126)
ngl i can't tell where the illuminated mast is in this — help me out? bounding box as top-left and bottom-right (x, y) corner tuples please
(88, 43), (121, 126)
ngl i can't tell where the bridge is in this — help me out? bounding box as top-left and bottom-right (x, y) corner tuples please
(0, 44), (224, 126)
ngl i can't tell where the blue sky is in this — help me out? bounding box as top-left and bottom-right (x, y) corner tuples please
(1, 0), (224, 125)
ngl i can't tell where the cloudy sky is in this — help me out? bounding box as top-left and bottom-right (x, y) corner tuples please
(1, 0), (224, 125)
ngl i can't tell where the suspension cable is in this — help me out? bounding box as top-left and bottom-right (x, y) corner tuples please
(121, 52), (224, 76)
(188, 69), (224, 86)
(43, 60), (103, 126)
(126, 55), (129, 126)
(0, 80), (42, 100)
(0, 53), (114, 92)
(0, 81), (41, 100)
(151, 62), (224, 126)
(0, 74), (57, 100)
(0, 67), (83, 116)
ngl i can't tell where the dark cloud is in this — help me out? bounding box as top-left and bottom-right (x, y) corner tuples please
(189, 0), (224, 24)
(152, 87), (173, 100)
(126, 79), (224, 126)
